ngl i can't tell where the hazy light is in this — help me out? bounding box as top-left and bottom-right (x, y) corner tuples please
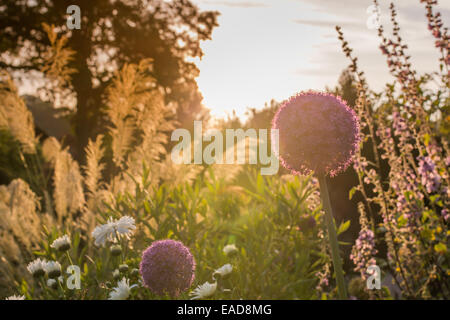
(192, 0), (449, 120)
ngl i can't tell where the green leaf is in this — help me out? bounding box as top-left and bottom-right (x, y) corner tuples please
(423, 133), (430, 146)
(420, 228), (433, 241)
(337, 220), (351, 235)
(32, 251), (47, 256)
(397, 214), (407, 227)
(349, 187), (357, 200)
(434, 243), (447, 254)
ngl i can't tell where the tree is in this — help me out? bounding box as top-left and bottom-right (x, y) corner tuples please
(0, 0), (218, 158)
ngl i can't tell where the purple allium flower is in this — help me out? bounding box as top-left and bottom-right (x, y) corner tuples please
(272, 91), (360, 177)
(139, 239), (195, 297)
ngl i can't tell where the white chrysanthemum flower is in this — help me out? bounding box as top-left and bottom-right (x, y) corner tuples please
(92, 216), (136, 247)
(5, 295), (25, 300)
(108, 278), (137, 300)
(223, 244), (238, 255)
(115, 216), (136, 239)
(27, 258), (47, 277)
(213, 264), (233, 277)
(50, 235), (71, 251)
(92, 218), (116, 247)
(190, 282), (217, 300)
(44, 261), (62, 278)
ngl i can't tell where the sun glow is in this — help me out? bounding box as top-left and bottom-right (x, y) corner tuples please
(191, 0), (448, 120)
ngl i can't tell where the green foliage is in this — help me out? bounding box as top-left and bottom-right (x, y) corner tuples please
(12, 168), (327, 300)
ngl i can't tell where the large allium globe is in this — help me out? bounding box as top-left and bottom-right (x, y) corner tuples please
(139, 239), (195, 297)
(272, 91), (360, 177)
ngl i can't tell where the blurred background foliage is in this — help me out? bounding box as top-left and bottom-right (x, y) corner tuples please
(0, 0), (219, 159)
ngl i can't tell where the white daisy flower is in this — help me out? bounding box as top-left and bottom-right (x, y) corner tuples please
(27, 258), (47, 277)
(190, 282), (217, 300)
(108, 278), (137, 300)
(115, 216), (136, 239)
(92, 218), (116, 247)
(44, 261), (62, 278)
(213, 264), (233, 278)
(92, 216), (136, 247)
(50, 235), (71, 251)
(223, 244), (238, 255)
(5, 295), (25, 300)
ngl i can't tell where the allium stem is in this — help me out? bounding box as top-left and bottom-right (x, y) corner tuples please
(317, 174), (348, 300)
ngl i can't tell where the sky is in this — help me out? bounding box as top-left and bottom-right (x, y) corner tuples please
(190, 0), (450, 119)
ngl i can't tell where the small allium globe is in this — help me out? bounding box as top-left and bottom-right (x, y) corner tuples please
(139, 239), (195, 297)
(272, 91), (360, 177)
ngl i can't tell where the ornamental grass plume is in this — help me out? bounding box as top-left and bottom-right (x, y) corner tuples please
(0, 71), (38, 154)
(272, 91), (360, 299)
(139, 239), (195, 298)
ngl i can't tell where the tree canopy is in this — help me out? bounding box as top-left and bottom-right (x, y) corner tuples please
(0, 0), (219, 156)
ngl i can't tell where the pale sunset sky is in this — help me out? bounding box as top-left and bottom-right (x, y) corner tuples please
(190, 0), (450, 119)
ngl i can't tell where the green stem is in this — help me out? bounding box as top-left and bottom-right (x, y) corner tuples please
(317, 174), (348, 300)
(66, 251), (74, 267)
(57, 278), (67, 300)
